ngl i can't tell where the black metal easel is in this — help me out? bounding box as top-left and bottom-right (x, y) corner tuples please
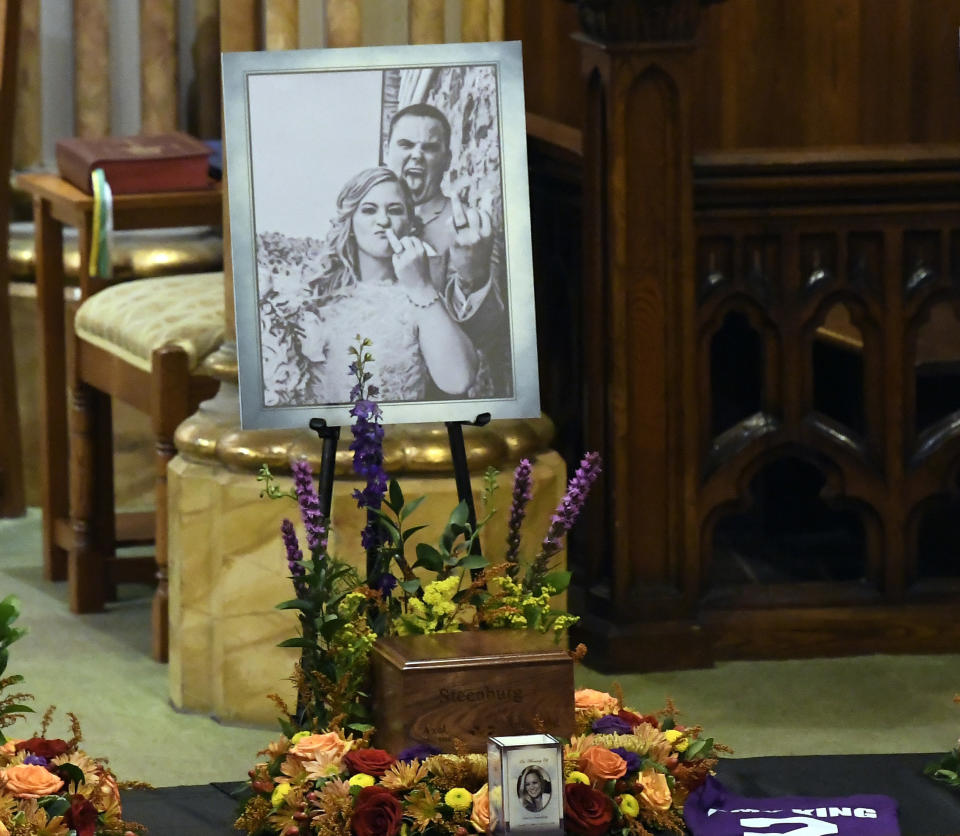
(308, 412), (492, 577)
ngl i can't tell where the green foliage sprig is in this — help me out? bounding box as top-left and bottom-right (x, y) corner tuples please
(0, 595), (34, 742)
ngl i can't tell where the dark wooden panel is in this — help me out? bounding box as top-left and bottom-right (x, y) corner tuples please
(504, 0), (583, 128)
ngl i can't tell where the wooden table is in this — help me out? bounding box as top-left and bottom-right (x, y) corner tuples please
(14, 172), (222, 583)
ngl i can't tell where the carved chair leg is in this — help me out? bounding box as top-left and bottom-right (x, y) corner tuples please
(150, 345), (191, 663)
(68, 381), (110, 613)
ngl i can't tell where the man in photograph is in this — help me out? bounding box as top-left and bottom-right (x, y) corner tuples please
(385, 102), (512, 397)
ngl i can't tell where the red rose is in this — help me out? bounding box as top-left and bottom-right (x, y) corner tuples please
(617, 710), (659, 730)
(564, 783), (615, 836)
(64, 794), (99, 836)
(351, 786), (403, 836)
(15, 738), (70, 759)
(343, 748), (395, 778)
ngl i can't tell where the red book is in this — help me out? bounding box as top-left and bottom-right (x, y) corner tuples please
(55, 132), (213, 195)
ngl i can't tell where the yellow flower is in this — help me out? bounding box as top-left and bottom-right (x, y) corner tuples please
(271, 782), (292, 807)
(566, 771), (590, 785)
(617, 794), (640, 817)
(444, 787), (473, 811)
(349, 773), (375, 788)
(289, 731), (310, 744)
(663, 729), (689, 752)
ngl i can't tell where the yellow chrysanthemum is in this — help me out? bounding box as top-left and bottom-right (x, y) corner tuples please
(271, 782), (292, 807)
(663, 729), (689, 752)
(444, 787), (473, 811)
(566, 771), (590, 785)
(617, 794), (640, 817)
(349, 773), (375, 788)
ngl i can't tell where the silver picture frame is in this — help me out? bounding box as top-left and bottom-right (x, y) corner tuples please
(222, 41), (540, 429)
(488, 733), (564, 834)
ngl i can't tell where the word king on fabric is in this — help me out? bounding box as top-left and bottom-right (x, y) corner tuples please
(684, 777), (900, 836)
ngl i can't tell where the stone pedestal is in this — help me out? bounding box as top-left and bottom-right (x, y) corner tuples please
(167, 382), (568, 726)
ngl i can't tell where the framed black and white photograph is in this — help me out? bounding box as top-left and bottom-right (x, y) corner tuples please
(222, 41), (539, 429)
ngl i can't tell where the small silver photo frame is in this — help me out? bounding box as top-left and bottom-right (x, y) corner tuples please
(488, 733), (564, 835)
(222, 41), (540, 429)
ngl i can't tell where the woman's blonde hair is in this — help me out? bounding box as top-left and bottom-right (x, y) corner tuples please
(309, 166), (419, 301)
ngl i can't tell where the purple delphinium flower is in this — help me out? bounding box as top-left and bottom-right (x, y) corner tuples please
(537, 452), (602, 562)
(280, 518), (307, 597)
(350, 397), (388, 551)
(505, 458), (533, 569)
(291, 459), (328, 552)
(396, 743), (442, 763)
(592, 714), (633, 736)
(373, 572), (398, 598)
(23, 755), (47, 766)
(609, 747), (642, 774)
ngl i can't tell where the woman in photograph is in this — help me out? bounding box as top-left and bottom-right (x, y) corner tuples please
(295, 166), (479, 404)
(517, 765), (551, 813)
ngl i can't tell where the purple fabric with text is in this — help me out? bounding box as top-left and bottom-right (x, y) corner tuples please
(685, 776), (900, 836)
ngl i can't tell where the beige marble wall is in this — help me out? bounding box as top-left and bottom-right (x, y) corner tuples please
(167, 450), (568, 726)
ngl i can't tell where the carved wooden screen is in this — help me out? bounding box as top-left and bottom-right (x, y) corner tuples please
(693, 150), (960, 656)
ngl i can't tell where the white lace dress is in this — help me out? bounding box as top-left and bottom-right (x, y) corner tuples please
(290, 278), (427, 405)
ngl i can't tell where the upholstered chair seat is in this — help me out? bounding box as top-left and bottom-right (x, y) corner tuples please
(74, 271), (225, 372)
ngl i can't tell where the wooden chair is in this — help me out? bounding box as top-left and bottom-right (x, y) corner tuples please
(16, 2), (227, 662)
(0, 0), (23, 518)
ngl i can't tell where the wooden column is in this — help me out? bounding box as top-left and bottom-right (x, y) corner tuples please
(140, 0), (179, 133)
(0, 0), (23, 518)
(326, 0), (362, 47)
(265, 0), (299, 50)
(73, 0), (110, 136)
(570, 0), (718, 671)
(409, 0), (444, 43)
(13, 0), (39, 169)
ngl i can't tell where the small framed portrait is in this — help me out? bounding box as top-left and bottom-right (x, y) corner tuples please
(488, 734), (564, 834)
(222, 41), (540, 429)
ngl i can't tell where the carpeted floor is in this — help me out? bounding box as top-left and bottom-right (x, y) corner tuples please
(1, 509), (957, 788)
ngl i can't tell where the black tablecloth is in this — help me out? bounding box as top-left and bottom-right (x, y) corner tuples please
(120, 753), (960, 835)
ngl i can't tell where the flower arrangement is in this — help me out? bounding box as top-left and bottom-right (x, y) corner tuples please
(236, 686), (721, 836)
(0, 596), (142, 836)
(257, 337), (598, 734)
(238, 339), (722, 834)
(924, 695), (960, 791)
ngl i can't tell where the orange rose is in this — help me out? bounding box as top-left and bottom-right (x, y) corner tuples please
(289, 732), (352, 764)
(579, 746), (627, 784)
(0, 740), (19, 758)
(574, 689), (619, 714)
(637, 768), (671, 811)
(0, 820), (8, 836)
(469, 783), (490, 833)
(0, 764), (65, 797)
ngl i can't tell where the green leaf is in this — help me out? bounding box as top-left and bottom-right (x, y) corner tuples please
(275, 598), (314, 612)
(387, 480), (404, 514)
(414, 544), (444, 573)
(400, 495), (426, 521)
(400, 578), (423, 595)
(682, 738), (710, 761)
(40, 796), (71, 817)
(401, 524), (430, 543)
(460, 553), (489, 571)
(346, 722), (375, 733)
(0, 704), (33, 715)
(542, 570), (572, 594)
(277, 637), (314, 649)
(57, 762), (86, 790)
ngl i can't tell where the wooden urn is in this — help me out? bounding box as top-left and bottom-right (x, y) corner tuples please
(371, 630), (575, 754)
